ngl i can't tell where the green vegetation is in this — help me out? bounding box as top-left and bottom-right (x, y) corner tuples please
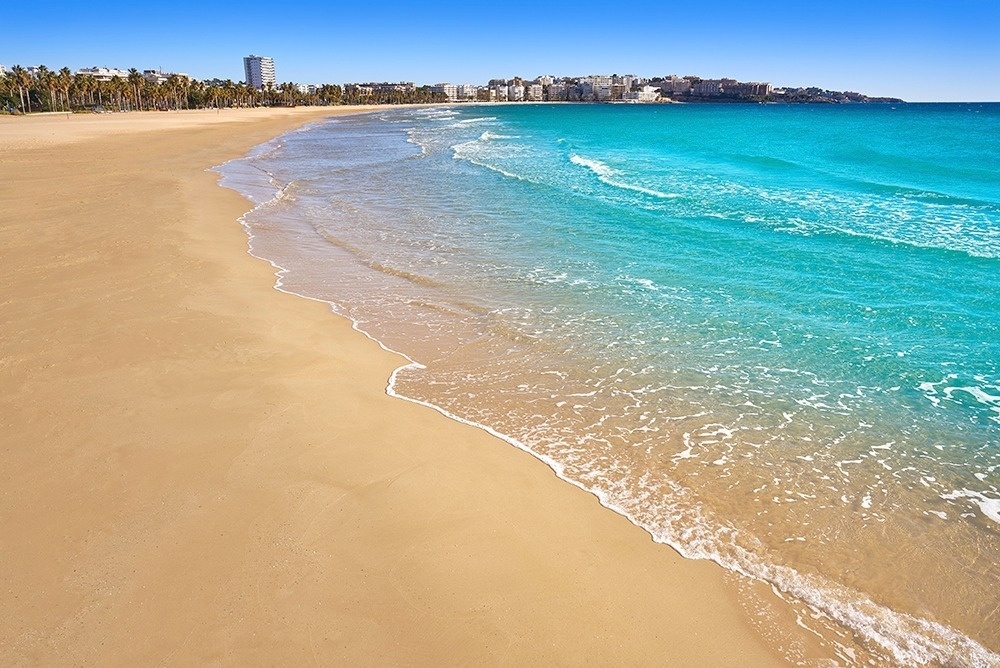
(0, 65), (448, 114)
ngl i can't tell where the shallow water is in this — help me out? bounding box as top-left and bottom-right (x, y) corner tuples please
(218, 103), (1000, 666)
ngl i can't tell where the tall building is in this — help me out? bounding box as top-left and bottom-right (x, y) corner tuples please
(243, 54), (275, 90)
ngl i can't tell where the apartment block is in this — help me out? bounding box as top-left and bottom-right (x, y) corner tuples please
(243, 54), (276, 90)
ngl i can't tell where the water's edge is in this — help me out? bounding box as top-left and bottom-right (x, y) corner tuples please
(209, 118), (1000, 668)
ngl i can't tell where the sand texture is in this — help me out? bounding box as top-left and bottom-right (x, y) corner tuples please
(0, 108), (817, 665)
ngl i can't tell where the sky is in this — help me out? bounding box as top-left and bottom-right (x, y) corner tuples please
(3, 0), (999, 102)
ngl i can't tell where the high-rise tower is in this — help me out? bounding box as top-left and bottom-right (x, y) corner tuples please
(243, 54), (275, 90)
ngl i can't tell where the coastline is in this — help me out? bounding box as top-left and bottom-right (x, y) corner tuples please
(1, 108), (823, 664)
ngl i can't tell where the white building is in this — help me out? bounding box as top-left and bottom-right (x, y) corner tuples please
(527, 84), (543, 101)
(243, 54), (276, 90)
(369, 82), (416, 94)
(142, 69), (190, 85)
(143, 69), (168, 84)
(456, 84), (479, 101)
(507, 84), (524, 101)
(431, 83), (458, 101)
(75, 66), (131, 81)
(622, 86), (661, 103)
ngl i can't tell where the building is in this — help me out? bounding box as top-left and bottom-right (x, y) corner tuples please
(693, 79), (724, 96)
(622, 86), (661, 103)
(345, 84), (373, 96)
(456, 84), (479, 101)
(368, 82), (416, 94)
(659, 75), (692, 96)
(143, 69), (168, 84)
(527, 84), (543, 101)
(430, 83), (458, 101)
(142, 69), (190, 85)
(75, 67), (131, 81)
(507, 84), (524, 101)
(613, 74), (636, 91)
(546, 82), (568, 101)
(725, 81), (772, 97)
(243, 54), (275, 90)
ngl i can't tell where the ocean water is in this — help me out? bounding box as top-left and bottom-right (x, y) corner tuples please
(217, 103), (1000, 666)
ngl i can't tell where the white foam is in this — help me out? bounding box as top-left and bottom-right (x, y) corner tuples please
(941, 489), (1000, 525)
(570, 153), (680, 199)
(456, 116), (497, 125)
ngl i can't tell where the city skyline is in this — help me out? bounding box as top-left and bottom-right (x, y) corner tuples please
(3, 0), (998, 102)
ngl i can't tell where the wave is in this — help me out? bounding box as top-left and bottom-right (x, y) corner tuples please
(455, 116), (497, 125)
(479, 130), (519, 141)
(570, 154), (680, 199)
(451, 138), (539, 184)
(688, 174), (1000, 259)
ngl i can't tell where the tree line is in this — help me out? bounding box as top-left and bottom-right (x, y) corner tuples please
(0, 65), (448, 113)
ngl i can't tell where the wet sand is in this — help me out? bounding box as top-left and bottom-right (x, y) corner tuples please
(0, 107), (817, 664)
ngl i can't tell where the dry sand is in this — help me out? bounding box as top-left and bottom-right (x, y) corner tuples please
(0, 107), (825, 665)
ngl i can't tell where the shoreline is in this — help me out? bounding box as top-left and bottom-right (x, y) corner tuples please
(2, 107), (825, 664)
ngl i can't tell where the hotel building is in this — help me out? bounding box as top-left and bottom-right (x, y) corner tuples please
(243, 54), (276, 90)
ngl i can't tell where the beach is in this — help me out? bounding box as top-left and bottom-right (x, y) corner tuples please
(0, 108), (832, 664)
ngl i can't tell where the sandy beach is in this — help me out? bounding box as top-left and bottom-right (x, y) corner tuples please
(0, 108), (825, 664)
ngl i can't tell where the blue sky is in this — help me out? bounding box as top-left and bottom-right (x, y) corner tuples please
(4, 0), (998, 101)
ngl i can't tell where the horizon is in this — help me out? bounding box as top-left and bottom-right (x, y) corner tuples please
(3, 1), (998, 103)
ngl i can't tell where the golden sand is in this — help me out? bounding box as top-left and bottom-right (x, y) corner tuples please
(0, 107), (820, 664)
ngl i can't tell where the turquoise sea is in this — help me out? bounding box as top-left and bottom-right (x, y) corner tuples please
(218, 102), (1000, 666)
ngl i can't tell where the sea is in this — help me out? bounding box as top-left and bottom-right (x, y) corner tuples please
(216, 102), (1000, 666)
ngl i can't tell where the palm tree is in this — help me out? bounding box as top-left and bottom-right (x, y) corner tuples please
(221, 80), (234, 107)
(179, 75), (191, 109)
(231, 81), (244, 107)
(128, 68), (145, 111)
(35, 65), (57, 111)
(11, 65), (32, 113)
(164, 74), (182, 110)
(57, 67), (72, 111)
(72, 73), (96, 108)
(0, 72), (12, 111)
(108, 75), (127, 111)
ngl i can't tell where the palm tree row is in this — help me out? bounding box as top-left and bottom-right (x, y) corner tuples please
(1, 64), (450, 114)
